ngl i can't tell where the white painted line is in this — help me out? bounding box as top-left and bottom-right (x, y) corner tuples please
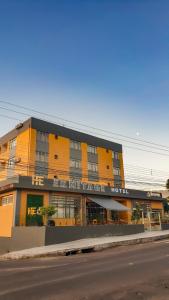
(128, 262), (134, 266)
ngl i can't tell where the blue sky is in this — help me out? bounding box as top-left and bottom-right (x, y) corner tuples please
(0, 0), (169, 178)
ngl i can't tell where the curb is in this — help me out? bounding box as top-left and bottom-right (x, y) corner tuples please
(1, 233), (169, 261)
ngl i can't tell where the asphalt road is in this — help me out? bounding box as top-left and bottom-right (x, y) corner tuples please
(0, 240), (169, 300)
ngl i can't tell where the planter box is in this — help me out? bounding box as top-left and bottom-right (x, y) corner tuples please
(0, 224), (144, 253)
(161, 223), (169, 230)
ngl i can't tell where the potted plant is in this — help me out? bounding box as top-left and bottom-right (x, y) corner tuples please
(39, 205), (57, 226)
(131, 202), (142, 224)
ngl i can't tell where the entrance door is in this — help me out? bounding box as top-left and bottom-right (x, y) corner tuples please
(26, 195), (43, 226)
(86, 201), (106, 225)
(146, 211), (162, 231)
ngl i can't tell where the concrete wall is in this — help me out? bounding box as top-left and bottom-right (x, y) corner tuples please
(45, 224), (144, 245)
(0, 237), (11, 254)
(10, 227), (46, 251)
(0, 224), (144, 253)
(161, 223), (169, 230)
(0, 227), (45, 253)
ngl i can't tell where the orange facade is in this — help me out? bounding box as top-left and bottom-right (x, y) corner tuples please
(0, 118), (164, 237)
(0, 119), (125, 186)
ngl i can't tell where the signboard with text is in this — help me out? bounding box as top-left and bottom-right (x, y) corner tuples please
(11, 175), (163, 201)
(0, 175), (162, 201)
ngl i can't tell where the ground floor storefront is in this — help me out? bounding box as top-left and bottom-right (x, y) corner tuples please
(0, 176), (164, 237)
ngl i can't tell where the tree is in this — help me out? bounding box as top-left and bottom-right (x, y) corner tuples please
(166, 179), (169, 190)
(164, 180), (169, 213)
(163, 198), (169, 213)
(131, 202), (142, 224)
(39, 206), (56, 226)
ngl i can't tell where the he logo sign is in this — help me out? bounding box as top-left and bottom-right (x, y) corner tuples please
(32, 176), (44, 186)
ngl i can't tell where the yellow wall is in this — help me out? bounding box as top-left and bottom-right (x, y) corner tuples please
(28, 128), (36, 176)
(47, 133), (124, 186)
(15, 127), (36, 177)
(0, 191), (15, 237)
(97, 148), (113, 186)
(119, 152), (125, 188)
(48, 134), (70, 180)
(53, 218), (76, 226)
(0, 142), (9, 181)
(0, 205), (14, 237)
(151, 201), (163, 210)
(15, 128), (30, 176)
(0, 125), (125, 187)
(119, 199), (132, 223)
(81, 143), (88, 182)
(19, 190), (49, 226)
(0, 127), (36, 181)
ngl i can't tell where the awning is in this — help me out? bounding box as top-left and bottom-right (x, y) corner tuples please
(88, 197), (129, 211)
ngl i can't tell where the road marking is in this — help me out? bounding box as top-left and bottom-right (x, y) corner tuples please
(154, 240), (169, 244)
(0, 267), (108, 296)
(0, 260), (88, 273)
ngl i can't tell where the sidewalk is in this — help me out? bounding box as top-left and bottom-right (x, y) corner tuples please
(1, 230), (169, 260)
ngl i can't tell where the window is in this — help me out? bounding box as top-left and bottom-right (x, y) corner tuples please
(113, 167), (121, 176)
(1, 195), (13, 206)
(88, 162), (98, 172)
(70, 159), (81, 169)
(114, 182), (122, 188)
(9, 138), (16, 150)
(50, 195), (81, 219)
(70, 140), (81, 150)
(87, 145), (97, 154)
(36, 151), (48, 163)
(112, 151), (119, 160)
(54, 154), (58, 159)
(37, 131), (48, 143)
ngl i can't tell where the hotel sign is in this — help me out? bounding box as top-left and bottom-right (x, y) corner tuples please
(11, 175), (163, 201)
(146, 191), (161, 198)
(53, 178), (106, 193)
(32, 176), (44, 186)
(53, 178), (129, 195)
(110, 187), (129, 195)
(31, 176), (129, 195)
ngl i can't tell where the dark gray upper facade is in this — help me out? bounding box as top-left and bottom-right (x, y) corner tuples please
(0, 176), (164, 202)
(0, 117), (123, 152)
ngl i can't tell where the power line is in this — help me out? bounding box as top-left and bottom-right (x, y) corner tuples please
(0, 105), (169, 189)
(1, 99), (169, 150)
(1, 140), (169, 188)
(0, 113), (22, 122)
(0, 154), (169, 180)
(1, 110), (169, 158)
(0, 160), (167, 188)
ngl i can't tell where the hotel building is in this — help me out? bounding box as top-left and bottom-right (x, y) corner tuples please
(0, 118), (163, 237)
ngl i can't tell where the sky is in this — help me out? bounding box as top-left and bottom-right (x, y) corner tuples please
(0, 0), (169, 186)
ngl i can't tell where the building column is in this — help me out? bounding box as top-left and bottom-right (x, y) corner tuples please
(81, 196), (87, 226)
(13, 190), (21, 226)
